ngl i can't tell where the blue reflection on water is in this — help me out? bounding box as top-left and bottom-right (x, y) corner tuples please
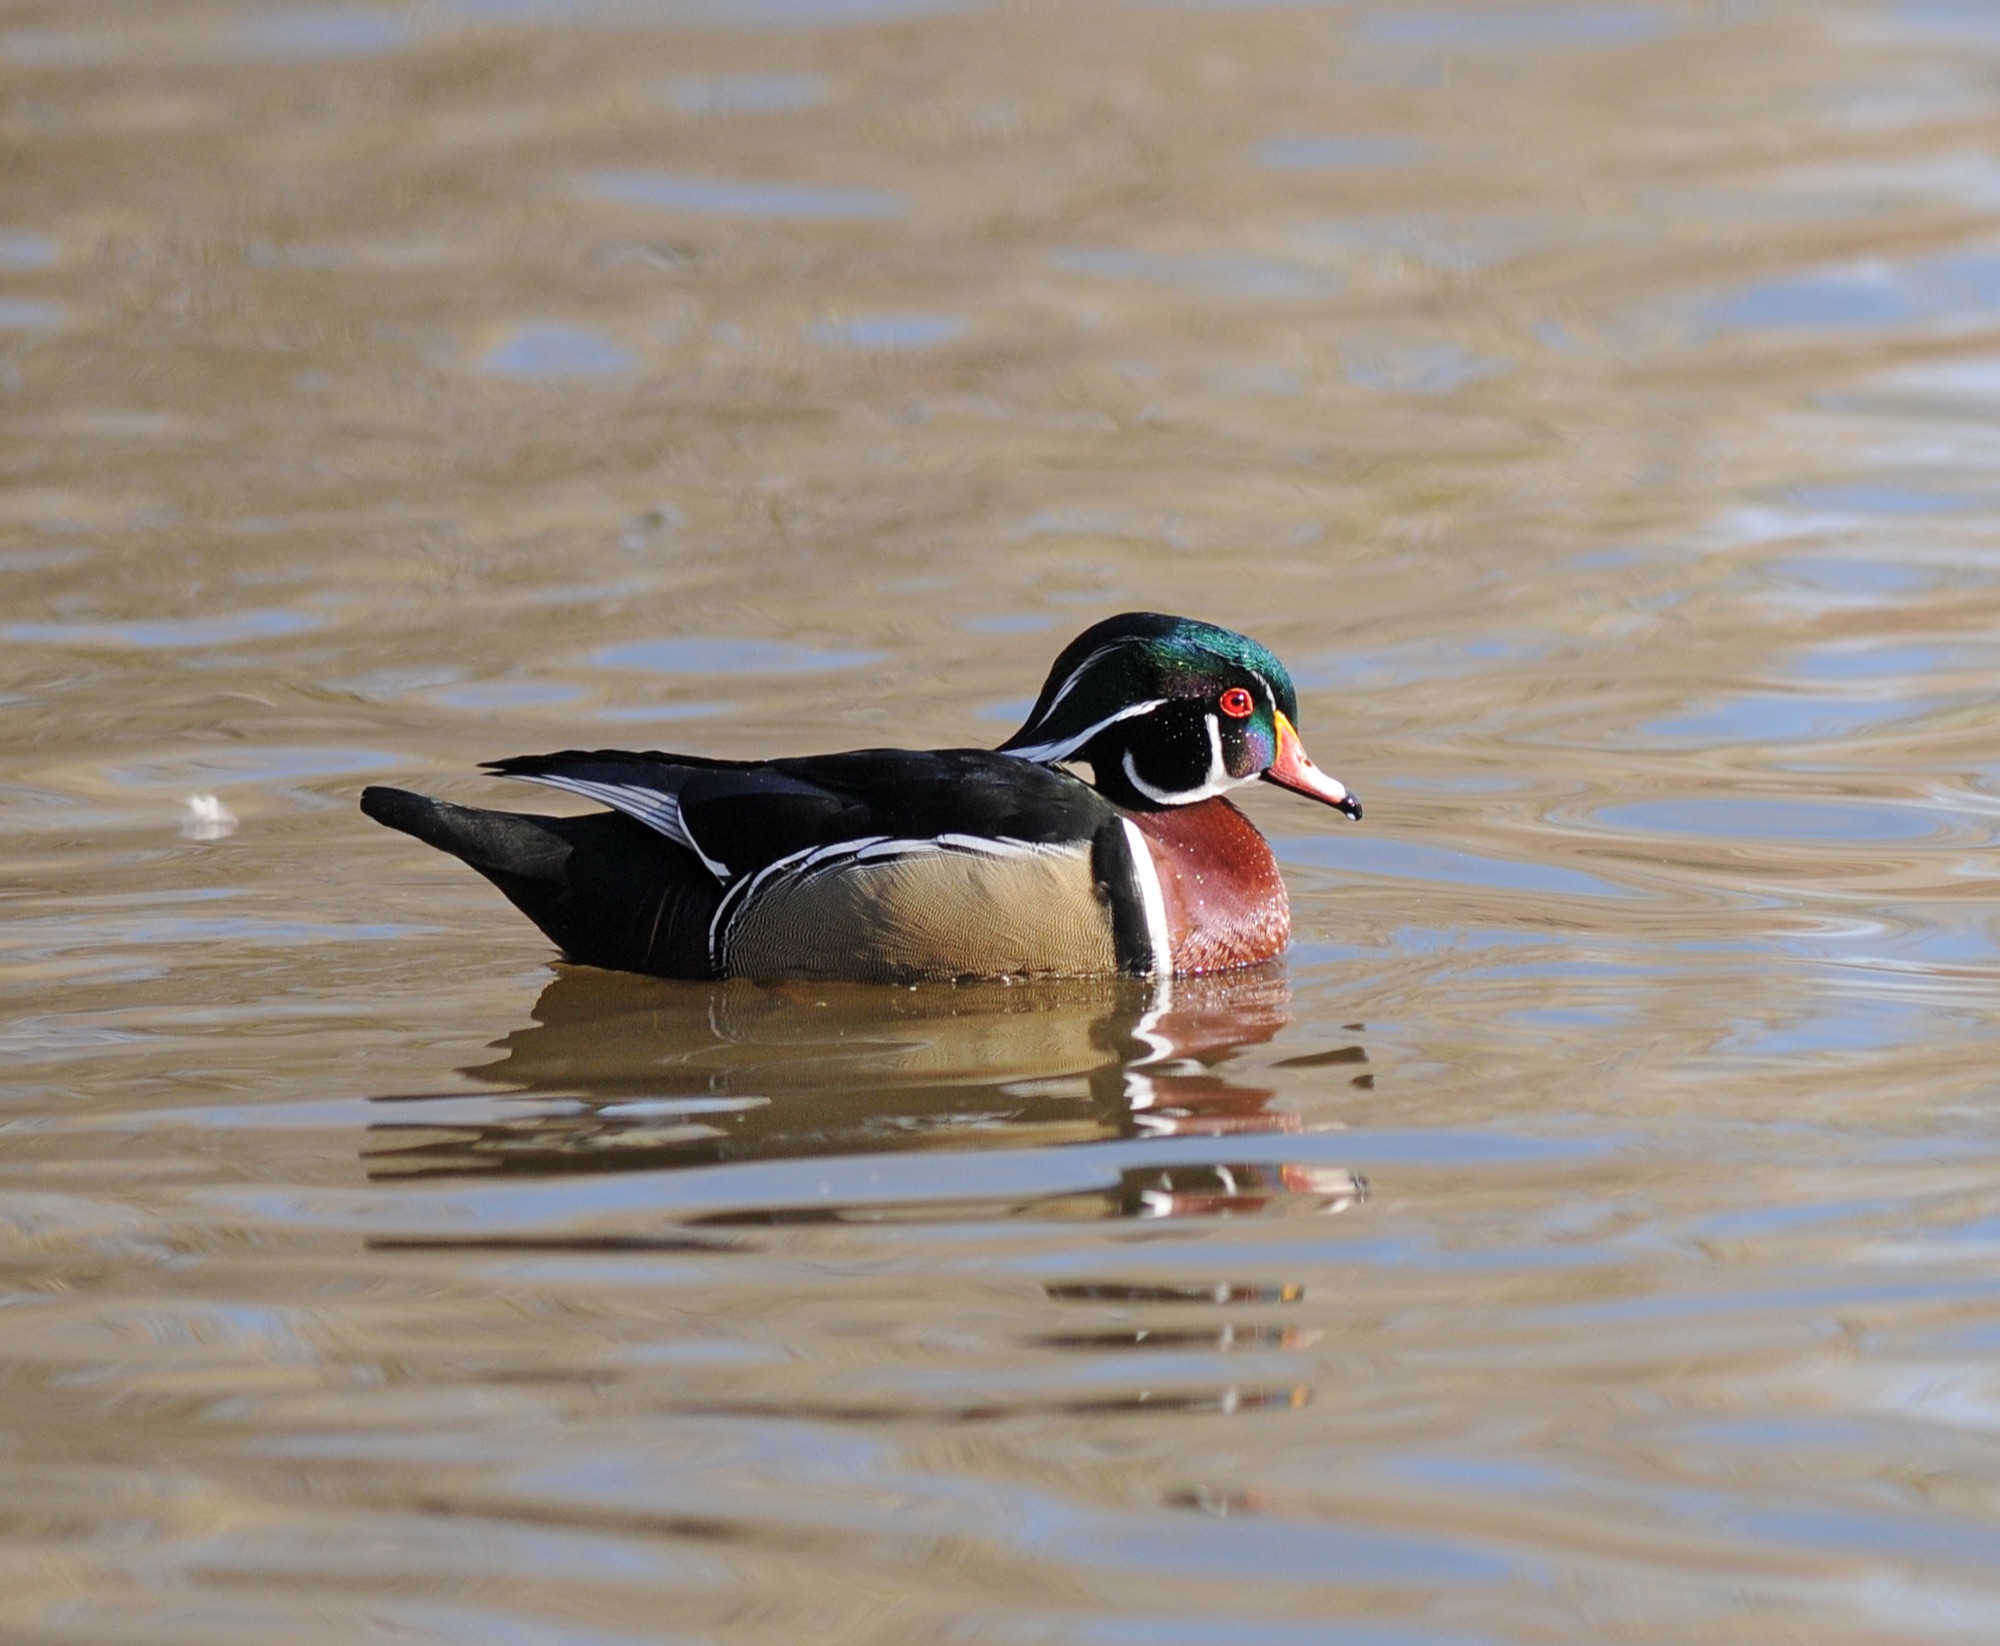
(812, 313), (966, 348)
(0, 229), (57, 269)
(1779, 907), (2000, 971)
(1688, 1198), (1900, 1240)
(592, 637), (882, 674)
(1892, 0), (2000, 45)
(1297, 633), (1545, 690)
(1568, 546), (1653, 570)
(1595, 799), (1940, 842)
(1257, 134), (1424, 170)
(431, 681), (588, 710)
(232, 8), (413, 59)
(1281, 837), (1636, 900)
(1046, 1501), (1522, 1589)
(1297, 214), (1544, 273)
(961, 614), (1053, 635)
(1711, 272), (1917, 330)
(1343, 342), (1507, 395)
(1130, 0), (1352, 8)
(590, 170), (904, 220)
(102, 745), (403, 789)
(1359, 5), (1674, 49)
(451, 0), (976, 20)
(1511, 1006), (1626, 1028)
(3, 611), (322, 648)
(1378, 774), (1524, 793)
(668, 73), (829, 114)
(1644, 694), (1946, 744)
(593, 701), (727, 723)
(1790, 643), (1954, 679)
(1050, 248), (1342, 299)
(1788, 482), (1989, 515)
(240, 1127), (1607, 1233)
(1067, 1618), (1495, 1646)
(1709, 248), (2000, 332)
(0, 299), (62, 330)
(1391, 1455), (1565, 1493)
(1769, 556), (1949, 597)
(1865, 353), (2000, 408)
(1382, 926), (1551, 958)
(1732, 1501), (2000, 1575)
(480, 323), (633, 378)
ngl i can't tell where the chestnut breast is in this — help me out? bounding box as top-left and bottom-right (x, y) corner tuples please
(1129, 797), (1289, 974)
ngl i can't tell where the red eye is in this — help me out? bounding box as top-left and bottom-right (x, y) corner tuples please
(1219, 687), (1255, 718)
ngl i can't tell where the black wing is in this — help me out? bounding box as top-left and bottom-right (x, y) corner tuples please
(487, 747), (1115, 882)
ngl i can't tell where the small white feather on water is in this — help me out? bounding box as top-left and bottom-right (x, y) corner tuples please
(181, 794), (238, 840)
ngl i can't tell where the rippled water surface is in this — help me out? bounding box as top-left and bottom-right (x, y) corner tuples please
(9, 1), (2000, 1640)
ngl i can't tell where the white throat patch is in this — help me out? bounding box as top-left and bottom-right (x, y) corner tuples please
(1118, 711), (1247, 806)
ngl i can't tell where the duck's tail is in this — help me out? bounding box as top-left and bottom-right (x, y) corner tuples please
(359, 786), (721, 977)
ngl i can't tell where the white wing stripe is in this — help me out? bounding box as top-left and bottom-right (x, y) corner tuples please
(1037, 644), (1119, 721)
(509, 772), (731, 879)
(933, 833), (1075, 858)
(1004, 698), (1167, 764)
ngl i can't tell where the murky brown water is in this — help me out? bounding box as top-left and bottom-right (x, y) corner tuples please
(8, 0), (2000, 1638)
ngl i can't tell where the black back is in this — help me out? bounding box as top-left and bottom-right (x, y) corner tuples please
(488, 746), (1118, 870)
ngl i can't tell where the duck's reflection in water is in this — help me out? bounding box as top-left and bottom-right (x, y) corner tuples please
(365, 967), (1365, 1224)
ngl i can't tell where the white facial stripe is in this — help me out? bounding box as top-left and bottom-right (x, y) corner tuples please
(1004, 697), (1167, 764)
(1248, 669), (1277, 712)
(1037, 644), (1120, 721)
(1119, 817), (1172, 979)
(1204, 712), (1227, 787)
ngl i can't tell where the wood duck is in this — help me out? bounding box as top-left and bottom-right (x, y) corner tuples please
(360, 611), (1360, 982)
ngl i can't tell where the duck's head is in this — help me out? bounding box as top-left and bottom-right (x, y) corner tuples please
(999, 612), (1360, 818)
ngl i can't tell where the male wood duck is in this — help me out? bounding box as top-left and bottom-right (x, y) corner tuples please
(360, 612), (1360, 982)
